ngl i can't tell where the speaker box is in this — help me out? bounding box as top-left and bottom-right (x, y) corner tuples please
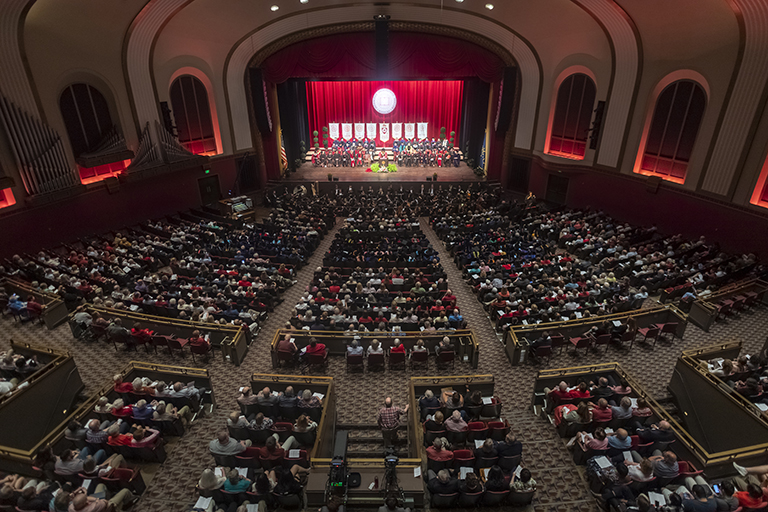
(333, 177), (339, 181)
(248, 68), (273, 133)
(494, 67), (518, 132)
(589, 101), (605, 150)
(426, 177), (432, 182)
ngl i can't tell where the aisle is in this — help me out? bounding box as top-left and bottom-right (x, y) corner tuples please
(418, 217), (599, 511)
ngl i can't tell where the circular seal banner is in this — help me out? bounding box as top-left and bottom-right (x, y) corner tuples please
(372, 88), (397, 115)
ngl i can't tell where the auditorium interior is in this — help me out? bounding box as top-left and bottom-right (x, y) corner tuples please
(2, 1), (768, 511)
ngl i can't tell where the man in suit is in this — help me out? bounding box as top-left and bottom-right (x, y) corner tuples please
(427, 469), (459, 495)
(637, 420), (675, 443)
(496, 432), (523, 457)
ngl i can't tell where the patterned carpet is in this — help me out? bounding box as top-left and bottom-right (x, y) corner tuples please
(2, 216), (766, 512)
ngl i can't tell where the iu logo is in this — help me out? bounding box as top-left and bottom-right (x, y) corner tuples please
(372, 88), (397, 115)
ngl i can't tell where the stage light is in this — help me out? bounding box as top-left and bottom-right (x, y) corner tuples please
(455, 0), (464, 2)
(270, 5), (279, 11)
(300, 0), (308, 3)
(485, 3), (494, 9)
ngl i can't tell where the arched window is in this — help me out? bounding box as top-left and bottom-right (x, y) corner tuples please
(169, 75), (216, 155)
(59, 83), (113, 158)
(547, 74), (596, 160)
(638, 80), (706, 183)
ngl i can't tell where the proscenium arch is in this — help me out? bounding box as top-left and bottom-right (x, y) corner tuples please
(224, 5), (541, 153)
(631, 69), (711, 182)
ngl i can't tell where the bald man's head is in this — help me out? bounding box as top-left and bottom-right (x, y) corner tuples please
(659, 420), (671, 430)
(384, 397), (393, 407)
(71, 494), (88, 511)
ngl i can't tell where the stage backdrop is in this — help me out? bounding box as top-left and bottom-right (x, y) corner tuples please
(306, 80), (463, 146)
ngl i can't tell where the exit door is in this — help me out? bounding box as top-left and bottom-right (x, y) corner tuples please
(198, 175), (221, 206)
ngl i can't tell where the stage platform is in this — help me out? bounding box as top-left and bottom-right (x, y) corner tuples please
(289, 162), (483, 182)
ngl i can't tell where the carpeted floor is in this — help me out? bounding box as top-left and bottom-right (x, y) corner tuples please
(2, 217), (766, 512)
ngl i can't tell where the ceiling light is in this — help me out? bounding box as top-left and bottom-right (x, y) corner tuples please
(455, 0), (464, 2)
(300, 0), (308, 3)
(271, 5), (279, 11)
(485, 3), (494, 9)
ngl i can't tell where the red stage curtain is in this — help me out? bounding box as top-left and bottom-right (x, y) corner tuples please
(306, 81), (464, 145)
(261, 32), (503, 84)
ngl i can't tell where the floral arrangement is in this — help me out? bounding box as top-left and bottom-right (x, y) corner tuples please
(387, 164), (397, 173)
(370, 163), (380, 172)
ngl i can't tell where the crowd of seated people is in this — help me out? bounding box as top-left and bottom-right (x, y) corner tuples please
(3, 376), (191, 510)
(1, 193), (337, 330)
(706, 350), (768, 404)
(198, 385), (321, 511)
(414, 387), (530, 506)
(0, 348), (40, 397)
(538, 375), (746, 511)
(431, 193), (764, 330)
(0, 463), (142, 512)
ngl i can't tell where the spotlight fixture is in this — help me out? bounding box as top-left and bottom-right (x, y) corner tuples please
(271, 5), (279, 11)
(300, 0), (308, 3)
(455, 0), (464, 2)
(485, 3), (494, 9)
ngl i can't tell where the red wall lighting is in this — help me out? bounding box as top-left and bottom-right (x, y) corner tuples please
(0, 188), (16, 209)
(79, 160), (131, 185)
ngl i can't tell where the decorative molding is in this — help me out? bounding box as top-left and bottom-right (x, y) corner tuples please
(124, 0), (188, 143)
(572, 0), (639, 169)
(701, 0), (768, 196)
(226, 5), (541, 152)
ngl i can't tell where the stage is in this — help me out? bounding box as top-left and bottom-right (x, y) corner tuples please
(288, 161), (483, 182)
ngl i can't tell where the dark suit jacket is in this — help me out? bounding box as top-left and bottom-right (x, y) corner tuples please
(428, 477), (459, 495)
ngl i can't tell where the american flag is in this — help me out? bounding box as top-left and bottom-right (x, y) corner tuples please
(280, 130), (288, 169)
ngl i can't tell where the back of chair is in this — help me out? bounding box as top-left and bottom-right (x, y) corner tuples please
(481, 401), (502, 419)
(249, 428), (273, 446)
(346, 353), (363, 369)
(508, 489), (535, 505)
(308, 353), (326, 365)
(431, 492), (458, 508)
(190, 343), (210, 356)
(458, 491), (484, 507)
(389, 351), (406, 368)
(499, 454), (521, 473)
(278, 405), (299, 421)
(274, 492), (303, 510)
(439, 350), (455, 363)
(412, 350), (429, 363)
(481, 490), (509, 505)
(476, 456), (499, 470)
(368, 353), (385, 367)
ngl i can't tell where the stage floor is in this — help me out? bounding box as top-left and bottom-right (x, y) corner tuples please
(289, 162), (483, 182)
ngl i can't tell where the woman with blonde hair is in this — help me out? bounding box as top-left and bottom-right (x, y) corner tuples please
(293, 414), (317, 433)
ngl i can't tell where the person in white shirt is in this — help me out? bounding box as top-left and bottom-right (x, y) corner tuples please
(367, 339), (384, 355)
(347, 339), (363, 356)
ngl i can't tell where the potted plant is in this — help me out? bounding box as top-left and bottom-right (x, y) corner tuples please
(370, 163), (380, 173)
(314, 142), (320, 150)
(439, 126), (447, 140)
(294, 158), (303, 169)
(327, 172), (333, 181)
(450, 131), (455, 147)
(433, 172), (438, 181)
(387, 163), (397, 173)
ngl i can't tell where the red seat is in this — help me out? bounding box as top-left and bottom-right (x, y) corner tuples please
(467, 421), (488, 441)
(569, 336), (591, 355)
(452, 448), (475, 469)
(388, 350), (406, 370)
(636, 327), (660, 347)
(411, 350), (429, 370)
(367, 352), (385, 370)
(346, 353), (363, 372)
(488, 421), (509, 441)
(190, 342), (212, 364)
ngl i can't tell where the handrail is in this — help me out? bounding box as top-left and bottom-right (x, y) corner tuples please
(270, 329), (478, 348)
(2, 278), (63, 307)
(508, 303), (686, 348)
(76, 305), (242, 333)
(697, 278), (768, 307)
